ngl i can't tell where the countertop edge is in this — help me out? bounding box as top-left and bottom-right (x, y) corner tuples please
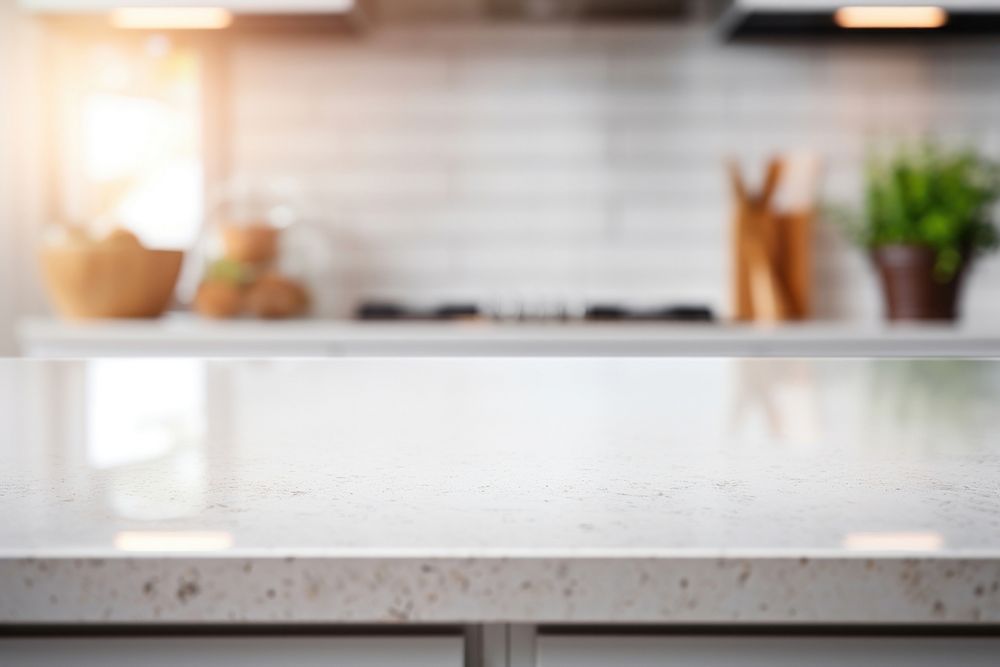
(3, 555), (999, 624)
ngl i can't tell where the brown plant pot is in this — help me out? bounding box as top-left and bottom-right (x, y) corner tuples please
(872, 244), (967, 322)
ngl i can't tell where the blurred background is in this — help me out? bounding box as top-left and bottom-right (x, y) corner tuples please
(2, 0), (1000, 356)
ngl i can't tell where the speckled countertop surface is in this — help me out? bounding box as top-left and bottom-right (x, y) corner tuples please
(1, 358), (1000, 624)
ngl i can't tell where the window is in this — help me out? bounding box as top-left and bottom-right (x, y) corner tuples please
(49, 32), (205, 250)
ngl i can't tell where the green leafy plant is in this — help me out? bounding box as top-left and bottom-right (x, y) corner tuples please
(837, 142), (1000, 280)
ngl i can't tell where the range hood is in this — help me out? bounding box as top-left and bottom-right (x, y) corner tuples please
(719, 1), (1000, 37)
(19, 0), (368, 29)
(20, 0), (357, 12)
(20, 0), (709, 26)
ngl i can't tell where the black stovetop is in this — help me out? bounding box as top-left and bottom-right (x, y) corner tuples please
(355, 301), (714, 323)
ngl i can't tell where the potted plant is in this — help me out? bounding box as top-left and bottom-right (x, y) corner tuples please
(839, 143), (1000, 321)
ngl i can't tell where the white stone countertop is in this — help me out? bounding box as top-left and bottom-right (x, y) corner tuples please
(1, 357), (1000, 625)
(17, 315), (1000, 357)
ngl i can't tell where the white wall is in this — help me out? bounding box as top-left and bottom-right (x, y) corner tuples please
(0, 0), (44, 353)
(229, 24), (1000, 321)
(0, 0), (18, 352)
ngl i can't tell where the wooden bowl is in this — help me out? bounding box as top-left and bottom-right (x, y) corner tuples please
(40, 245), (184, 319)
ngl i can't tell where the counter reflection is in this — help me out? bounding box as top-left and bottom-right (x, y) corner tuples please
(85, 359), (206, 520)
(4, 357), (996, 553)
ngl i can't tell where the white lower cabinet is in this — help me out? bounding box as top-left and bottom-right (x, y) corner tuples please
(0, 635), (464, 667)
(6, 631), (999, 666)
(537, 635), (1000, 667)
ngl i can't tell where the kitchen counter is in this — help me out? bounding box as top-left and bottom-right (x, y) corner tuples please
(17, 315), (1000, 357)
(2, 357), (1000, 626)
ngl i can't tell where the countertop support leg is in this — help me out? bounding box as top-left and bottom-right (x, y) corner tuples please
(467, 624), (537, 667)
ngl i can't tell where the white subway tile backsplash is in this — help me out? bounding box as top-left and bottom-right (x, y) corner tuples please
(454, 55), (608, 90)
(229, 24), (1000, 320)
(454, 166), (609, 198)
(303, 167), (452, 200)
(615, 208), (726, 243)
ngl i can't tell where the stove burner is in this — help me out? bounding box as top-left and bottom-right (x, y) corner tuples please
(356, 302), (480, 321)
(355, 301), (714, 323)
(584, 304), (713, 322)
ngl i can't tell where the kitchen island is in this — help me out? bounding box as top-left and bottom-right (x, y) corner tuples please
(1, 357), (999, 665)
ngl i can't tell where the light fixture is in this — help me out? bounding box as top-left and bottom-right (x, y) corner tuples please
(834, 6), (948, 29)
(114, 531), (234, 552)
(841, 531), (944, 552)
(111, 7), (234, 30)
